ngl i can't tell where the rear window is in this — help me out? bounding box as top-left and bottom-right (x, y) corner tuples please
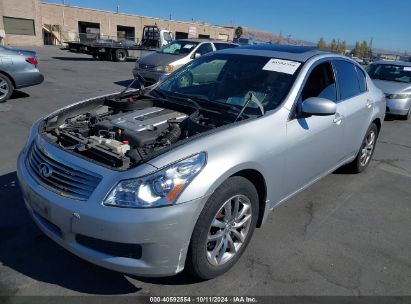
(333, 60), (361, 100)
(356, 66), (367, 93)
(214, 43), (238, 50)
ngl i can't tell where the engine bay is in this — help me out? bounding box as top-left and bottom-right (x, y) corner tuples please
(40, 92), (235, 170)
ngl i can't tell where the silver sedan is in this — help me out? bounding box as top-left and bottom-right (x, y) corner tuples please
(17, 45), (385, 279)
(0, 45), (44, 102)
(367, 60), (411, 120)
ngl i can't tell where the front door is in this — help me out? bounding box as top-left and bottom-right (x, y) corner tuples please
(284, 61), (346, 197)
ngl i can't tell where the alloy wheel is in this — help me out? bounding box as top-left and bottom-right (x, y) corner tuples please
(360, 130), (376, 166)
(206, 195), (252, 266)
(0, 79), (9, 100)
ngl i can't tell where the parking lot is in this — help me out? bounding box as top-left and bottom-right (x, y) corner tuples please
(0, 46), (410, 296)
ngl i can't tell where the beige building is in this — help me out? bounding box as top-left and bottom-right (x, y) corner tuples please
(0, 0), (43, 46)
(0, 0), (234, 46)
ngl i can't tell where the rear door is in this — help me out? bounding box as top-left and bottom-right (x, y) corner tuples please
(284, 60), (346, 196)
(332, 60), (372, 157)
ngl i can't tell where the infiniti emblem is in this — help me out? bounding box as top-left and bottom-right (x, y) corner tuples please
(39, 163), (53, 178)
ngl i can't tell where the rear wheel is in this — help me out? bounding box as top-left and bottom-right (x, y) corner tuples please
(114, 49), (127, 62)
(0, 74), (13, 103)
(344, 123), (378, 173)
(185, 176), (259, 280)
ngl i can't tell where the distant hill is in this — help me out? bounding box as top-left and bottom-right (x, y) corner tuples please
(240, 27), (315, 46)
(239, 27), (406, 56)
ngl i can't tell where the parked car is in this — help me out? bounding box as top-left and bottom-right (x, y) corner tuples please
(132, 39), (238, 83)
(0, 45), (44, 102)
(17, 45), (385, 279)
(367, 61), (411, 119)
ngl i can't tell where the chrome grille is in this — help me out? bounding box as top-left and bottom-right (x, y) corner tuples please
(25, 142), (102, 201)
(139, 63), (155, 70)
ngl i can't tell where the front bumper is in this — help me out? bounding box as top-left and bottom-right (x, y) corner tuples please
(385, 97), (411, 116)
(17, 148), (207, 277)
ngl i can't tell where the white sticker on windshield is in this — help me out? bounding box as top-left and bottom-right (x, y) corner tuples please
(183, 44), (194, 49)
(403, 67), (411, 71)
(263, 58), (301, 75)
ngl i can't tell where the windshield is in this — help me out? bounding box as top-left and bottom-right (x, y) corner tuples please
(158, 41), (199, 55)
(163, 32), (173, 42)
(155, 53), (301, 113)
(367, 64), (411, 84)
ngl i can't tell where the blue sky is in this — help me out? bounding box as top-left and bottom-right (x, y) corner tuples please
(44, 0), (411, 53)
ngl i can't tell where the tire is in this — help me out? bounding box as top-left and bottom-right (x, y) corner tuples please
(185, 176), (259, 280)
(400, 108), (411, 120)
(0, 74), (13, 103)
(344, 123), (378, 173)
(114, 49), (127, 62)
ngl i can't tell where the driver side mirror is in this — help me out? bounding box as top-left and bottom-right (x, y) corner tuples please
(192, 53), (201, 59)
(301, 97), (336, 116)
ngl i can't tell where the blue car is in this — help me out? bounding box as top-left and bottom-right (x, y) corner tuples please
(0, 45), (44, 102)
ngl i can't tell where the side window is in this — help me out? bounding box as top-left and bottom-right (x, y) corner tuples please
(333, 60), (361, 99)
(195, 43), (213, 56)
(301, 62), (337, 102)
(214, 43), (237, 50)
(355, 66), (367, 93)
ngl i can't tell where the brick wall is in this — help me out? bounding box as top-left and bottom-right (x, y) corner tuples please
(0, 0), (43, 46)
(41, 3), (234, 43)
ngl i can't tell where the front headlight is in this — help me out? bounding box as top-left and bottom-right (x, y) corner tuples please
(386, 93), (411, 99)
(155, 65), (174, 73)
(103, 152), (206, 208)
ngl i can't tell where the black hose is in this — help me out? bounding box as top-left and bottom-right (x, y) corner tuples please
(161, 124), (181, 145)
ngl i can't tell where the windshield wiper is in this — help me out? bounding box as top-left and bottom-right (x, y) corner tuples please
(234, 92), (265, 122)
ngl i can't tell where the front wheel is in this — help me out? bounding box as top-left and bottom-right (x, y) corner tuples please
(344, 123), (378, 173)
(400, 108), (411, 120)
(185, 176), (259, 280)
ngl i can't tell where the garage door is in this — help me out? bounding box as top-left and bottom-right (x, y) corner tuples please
(3, 17), (35, 36)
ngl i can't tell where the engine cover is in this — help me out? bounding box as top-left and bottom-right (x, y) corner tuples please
(94, 107), (187, 147)
(110, 107), (187, 132)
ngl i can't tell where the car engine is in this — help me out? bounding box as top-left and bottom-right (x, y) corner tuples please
(41, 93), (233, 169)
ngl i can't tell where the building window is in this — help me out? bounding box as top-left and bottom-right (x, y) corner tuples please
(3, 17), (36, 36)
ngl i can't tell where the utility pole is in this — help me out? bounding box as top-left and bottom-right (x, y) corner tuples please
(368, 37), (373, 59)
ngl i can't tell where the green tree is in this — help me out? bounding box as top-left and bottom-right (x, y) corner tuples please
(330, 39), (337, 51)
(353, 41), (361, 57)
(234, 26), (243, 39)
(360, 40), (368, 58)
(317, 37), (327, 50)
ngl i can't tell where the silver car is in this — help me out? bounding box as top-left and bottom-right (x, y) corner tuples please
(0, 45), (44, 102)
(133, 39), (238, 83)
(17, 45), (385, 279)
(367, 60), (411, 119)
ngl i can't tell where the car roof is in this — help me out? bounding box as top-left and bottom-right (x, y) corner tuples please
(372, 60), (411, 67)
(217, 44), (328, 62)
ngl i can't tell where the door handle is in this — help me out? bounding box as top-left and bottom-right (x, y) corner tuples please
(333, 113), (343, 125)
(366, 99), (373, 109)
